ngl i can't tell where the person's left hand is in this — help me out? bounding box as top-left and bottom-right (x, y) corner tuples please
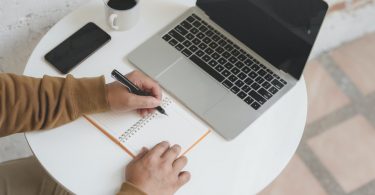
(105, 70), (162, 116)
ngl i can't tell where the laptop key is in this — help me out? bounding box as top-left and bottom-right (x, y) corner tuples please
(245, 59), (253, 66)
(199, 25), (208, 32)
(168, 30), (185, 42)
(223, 80), (233, 89)
(209, 42), (218, 49)
(242, 85), (251, 93)
(222, 51), (231, 58)
(244, 96), (254, 105)
(205, 48), (214, 55)
(251, 64), (260, 71)
(202, 55), (211, 62)
(231, 67), (240, 75)
(197, 32), (205, 39)
(186, 33), (194, 40)
(186, 16), (195, 23)
(205, 30), (214, 37)
(212, 34), (220, 41)
(225, 44), (234, 51)
(215, 65), (224, 72)
(231, 49), (240, 57)
(222, 70), (231, 77)
(271, 79), (284, 89)
(244, 78), (253, 85)
(189, 45), (198, 52)
(248, 71), (257, 79)
(218, 39), (227, 46)
(242, 66), (251, 74)
(235, 62), (244, 69)
(258, 69), (267, 77)
(162, 34), (172, 41)
(251, 83), (260, 90)
(182, 49), (192, 57)
(169, 39), (178, 46)
(190, 27), (199, 34)
(251, 102), (260, 110)
(175, 25), (188, 35)
(181, 21), (192, 30)
(235, 80), (245, 88)
(190, 55), (225, 82)
(269, 86), (278, 94)
(224, 63), (233, 70)
(255, 76), (265, 84)
(249, 90), (266, 105)
(209, 60), (218, 67)
(196, 50), (205, 57)
(264, 74), (274, 81)
(280, 79), (287, 85)
(238, 72), (247, 80)
(203, 37), (212, 44)
(262, 81), (271, 89)
(231, 86), (240, 94)
(229, 75), (237, 82)
(198, 43), (207, 50)
(258, 88), (273, 100)
(229, 56), (238, 63)
(218, 58), (227, 65)
(237, 91), (247, 99)
(192, 21), (201, 28)
(211, 52), (220, 59)
(192, 14), (201, 20)
(183, 40), (192, 47)
(238, 54), (246, 61)
(215, 47), (225, 54)
(192, 38), (200, 45)
(175, 44), (184, 51)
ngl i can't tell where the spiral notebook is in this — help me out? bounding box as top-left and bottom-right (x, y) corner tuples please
(84, 96), (211, 158)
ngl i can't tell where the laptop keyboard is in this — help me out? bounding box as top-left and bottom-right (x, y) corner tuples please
(162, 14), (287, 110)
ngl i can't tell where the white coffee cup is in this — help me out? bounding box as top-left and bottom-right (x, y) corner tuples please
(103, 0), (140, 31)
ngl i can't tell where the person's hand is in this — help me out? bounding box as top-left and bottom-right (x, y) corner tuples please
(125, 142), (190, 195)
(105, 70), (162, 116)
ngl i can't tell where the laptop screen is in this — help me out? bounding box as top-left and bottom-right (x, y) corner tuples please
(197, 0), (328, 79)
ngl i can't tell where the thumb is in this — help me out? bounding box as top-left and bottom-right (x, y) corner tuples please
(134, 147), (148, 160)
(127, 94), (160, 110)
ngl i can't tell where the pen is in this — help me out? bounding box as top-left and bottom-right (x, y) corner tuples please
(111, 69), (168, 116)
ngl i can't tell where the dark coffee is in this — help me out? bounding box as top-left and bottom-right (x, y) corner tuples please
(107, 0), (137, 10)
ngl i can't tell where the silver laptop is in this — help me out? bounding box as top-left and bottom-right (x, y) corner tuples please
(128, 0), (328, 140)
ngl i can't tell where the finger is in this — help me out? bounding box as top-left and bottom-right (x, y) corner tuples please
(127, 94), (160, 110)
(134, 147), (148, 161)
(146, 141), (170, 158)
(177, 171), (191, 187)
(162, 144), (181, 162)
(173, 156), (188, 171)
(139, 109), (148, 117)
(128, 71), (162, 100)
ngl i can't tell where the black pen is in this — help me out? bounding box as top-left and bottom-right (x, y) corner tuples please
(111, 69), (167, 116)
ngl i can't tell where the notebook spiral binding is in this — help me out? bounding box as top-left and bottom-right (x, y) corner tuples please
(118, 97), (172, 143)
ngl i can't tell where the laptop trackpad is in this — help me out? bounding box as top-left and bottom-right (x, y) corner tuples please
(157, 58), (228, 114)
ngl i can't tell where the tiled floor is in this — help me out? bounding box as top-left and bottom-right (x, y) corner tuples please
(259, 32), (375, 195)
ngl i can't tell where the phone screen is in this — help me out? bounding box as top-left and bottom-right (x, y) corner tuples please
(45, 22), (111, 74)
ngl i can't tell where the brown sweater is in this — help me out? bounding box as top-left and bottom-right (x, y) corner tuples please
(0, 73), (146, 195)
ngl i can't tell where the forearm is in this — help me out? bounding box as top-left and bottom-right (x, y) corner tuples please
(0, 73), (110, 137)
(117, 182), (147, 195)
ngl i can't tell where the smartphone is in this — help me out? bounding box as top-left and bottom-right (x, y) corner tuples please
(44, 22), (111, 74)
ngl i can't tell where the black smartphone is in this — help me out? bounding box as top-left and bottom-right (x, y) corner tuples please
(44, 22), (111, 74)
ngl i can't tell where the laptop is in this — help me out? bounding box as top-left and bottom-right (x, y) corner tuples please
(128, 0), (328, 140)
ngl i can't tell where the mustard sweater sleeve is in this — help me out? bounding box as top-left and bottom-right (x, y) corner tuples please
(117, 182), (147, 195)
(0, 73), (110, 137)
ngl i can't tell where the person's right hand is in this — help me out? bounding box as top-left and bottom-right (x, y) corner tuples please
(125, 142), (190, 195)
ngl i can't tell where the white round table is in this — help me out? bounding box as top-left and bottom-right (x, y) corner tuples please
(24, 0), (308, 194)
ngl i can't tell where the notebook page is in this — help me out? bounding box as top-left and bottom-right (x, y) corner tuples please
(124, 98), (209, 155)
(86, 96), (210, 157)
